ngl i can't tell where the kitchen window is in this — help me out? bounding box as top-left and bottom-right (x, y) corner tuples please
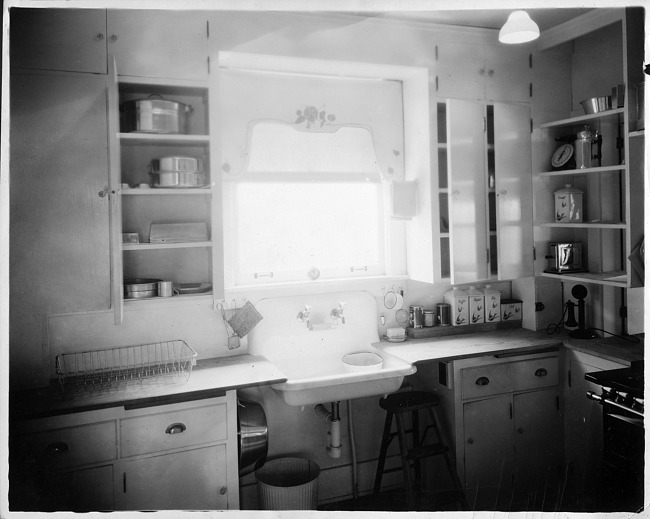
(219, 54), (420, 287)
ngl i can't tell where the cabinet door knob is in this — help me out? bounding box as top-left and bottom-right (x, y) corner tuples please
(45, 441), (69, 455)
(219, 486), (227, 495)
(535, 368), (548, 377)
(517, 427), (524, 434)
(475, 376), (490, 386)
(467, 437), (474, 444)
(488, 70), (494, 77)
(110, 34), (118, 42)
(500, 189), (508, 196)
(96, 33), (104, 41)
(165, 422), (187, 435)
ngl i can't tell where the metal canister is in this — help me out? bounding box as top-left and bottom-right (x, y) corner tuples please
(409, 305), (424, 329)
(424, 310), (435, 327)
(437, 303), (451, 327)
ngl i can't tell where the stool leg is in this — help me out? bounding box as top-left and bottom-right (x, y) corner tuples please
(427, 407), (469, 510)
(373, 410), (394, 494)
(411, 409), (422, 491)
(395, 411), (415, 501)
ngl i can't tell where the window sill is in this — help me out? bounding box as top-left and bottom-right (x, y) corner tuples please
(225, 275), (410, 301)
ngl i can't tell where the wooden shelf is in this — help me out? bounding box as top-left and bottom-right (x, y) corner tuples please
(629, 130), (645, 138)
(118, 75), (209, 91)
(538, 221), (626, 229)
(118, 133), (209, 145)
(539, 108), (624, 129)
(537, 165), (626, 177)
(121, 187), (212, 195)
(540, 270), (628, 288)
(123, 241), (212, 251)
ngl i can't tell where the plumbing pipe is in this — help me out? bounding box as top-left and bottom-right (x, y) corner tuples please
(314, 402), (342, 459)
(348, 400), (359, 500)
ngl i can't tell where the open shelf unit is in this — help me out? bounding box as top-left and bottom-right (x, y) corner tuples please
(108, 65), (218, 323)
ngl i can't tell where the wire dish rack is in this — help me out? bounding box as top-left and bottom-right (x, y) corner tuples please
(55, 340), (197, 395)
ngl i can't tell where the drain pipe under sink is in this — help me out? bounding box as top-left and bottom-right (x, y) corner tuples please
(314, 402), (342, 459)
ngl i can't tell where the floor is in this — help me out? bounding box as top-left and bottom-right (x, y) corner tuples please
(319, 488), (466, 512)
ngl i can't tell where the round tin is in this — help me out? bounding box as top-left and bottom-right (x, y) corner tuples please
(409, 305), (424, 329)
(424, 310), (435, 327)
(437, 303), (451, 327)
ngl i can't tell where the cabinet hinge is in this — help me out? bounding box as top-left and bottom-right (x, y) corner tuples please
(509, 403), (513, 419)
(207, 56), (210, 75)
(206, 20), (210, 39)
(556, 395), (560, 411)
(529, 82), (533, 98)
(435, 45), (438, 61)
(568, 369), (572, 388)
(123, 472), (127, 493)
(487, 249), (490, 264)
(435, 76), (439, 92)
(530, 118), (533, 133)
(529, 53), (533, 68)
(533, 246), (536, 261)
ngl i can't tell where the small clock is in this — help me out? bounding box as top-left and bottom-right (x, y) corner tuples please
(551, 143), (575, 170)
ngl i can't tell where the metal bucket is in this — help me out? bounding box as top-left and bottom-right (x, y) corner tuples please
(256, 457), (320, 510)
(238, 399), (268, 476)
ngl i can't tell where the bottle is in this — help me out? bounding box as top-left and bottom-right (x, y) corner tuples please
(482, 285), (501, 323)
(467, 286), (484, 325)
(443, 287), (469, 326)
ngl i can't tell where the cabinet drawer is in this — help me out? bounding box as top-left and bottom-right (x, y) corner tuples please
(461, 363), (513, 400)
(512, 356), (558, 391)
(120, 401), (227, 458)
(16, 421), (117, 470)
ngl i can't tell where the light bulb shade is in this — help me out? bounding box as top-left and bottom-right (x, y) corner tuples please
(499, 10), (540, 44)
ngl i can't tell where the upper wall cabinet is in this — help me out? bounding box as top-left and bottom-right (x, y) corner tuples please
(10, 8), (210, 80)
(10, 8), (108, 74)
(106, 10), (209, 80)
(434, 42), (531, 104)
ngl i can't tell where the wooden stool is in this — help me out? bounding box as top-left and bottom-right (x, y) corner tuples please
(373, 390), (467, 510)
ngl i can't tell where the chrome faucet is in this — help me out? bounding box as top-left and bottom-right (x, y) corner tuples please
(330, 302), (346, 324)
(297, 305), (312, 329)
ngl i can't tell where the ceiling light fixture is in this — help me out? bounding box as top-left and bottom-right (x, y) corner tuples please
(499, 10), (540, 44)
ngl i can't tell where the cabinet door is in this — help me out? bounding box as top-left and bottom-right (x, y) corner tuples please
(484, 46), (531, 103)
(122, 445), (228, 510)
(494, 103), (534, 280)
(10, 73), (112, 316)
(10, 8), (107, 74)
(107, 10), (208, 80)
(448, 99), (489, 283)
(435, 42), (485, 101)
(512, 389), (562, 496)
(463, 395), (514, 510)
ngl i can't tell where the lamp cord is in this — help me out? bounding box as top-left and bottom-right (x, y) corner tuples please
(547, 303), (569, 335)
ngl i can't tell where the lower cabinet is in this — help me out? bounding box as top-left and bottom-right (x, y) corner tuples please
(417, 349), (563, 511)
(9, 392), (238, 512)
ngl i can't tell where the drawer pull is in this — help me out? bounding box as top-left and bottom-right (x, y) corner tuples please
(219, 486), (227, 495)
(165, 423), (187, 435)
(475, 376), (490, 386)
(535, 368), (548, 377)
(467, 438), (474, 445)
(45, 441), (69, 455)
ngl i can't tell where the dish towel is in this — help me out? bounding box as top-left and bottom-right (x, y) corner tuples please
(228, 301), (263, 338)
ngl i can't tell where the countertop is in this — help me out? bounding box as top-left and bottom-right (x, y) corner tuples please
(11, 328), (643, 420)
(374, 327), (644, 366)
(10, 354), (287, 420)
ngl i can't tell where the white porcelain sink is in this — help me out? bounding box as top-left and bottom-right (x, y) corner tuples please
(247, 291), (416, 407)
(268, 346), (415, 406)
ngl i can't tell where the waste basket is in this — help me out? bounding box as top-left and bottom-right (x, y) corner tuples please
(256, 457), (320, 510)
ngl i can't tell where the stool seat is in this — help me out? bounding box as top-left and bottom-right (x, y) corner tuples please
(379, 391), (440, 412)
(373, 389), (467, 510)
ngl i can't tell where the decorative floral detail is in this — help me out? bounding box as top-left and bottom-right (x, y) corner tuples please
(295, 106), (336, 128)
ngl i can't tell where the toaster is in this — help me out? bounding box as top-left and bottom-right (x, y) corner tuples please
(544, 242), (587, 274)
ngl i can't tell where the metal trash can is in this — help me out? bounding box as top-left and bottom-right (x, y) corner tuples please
(256, 457), (320, 510)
